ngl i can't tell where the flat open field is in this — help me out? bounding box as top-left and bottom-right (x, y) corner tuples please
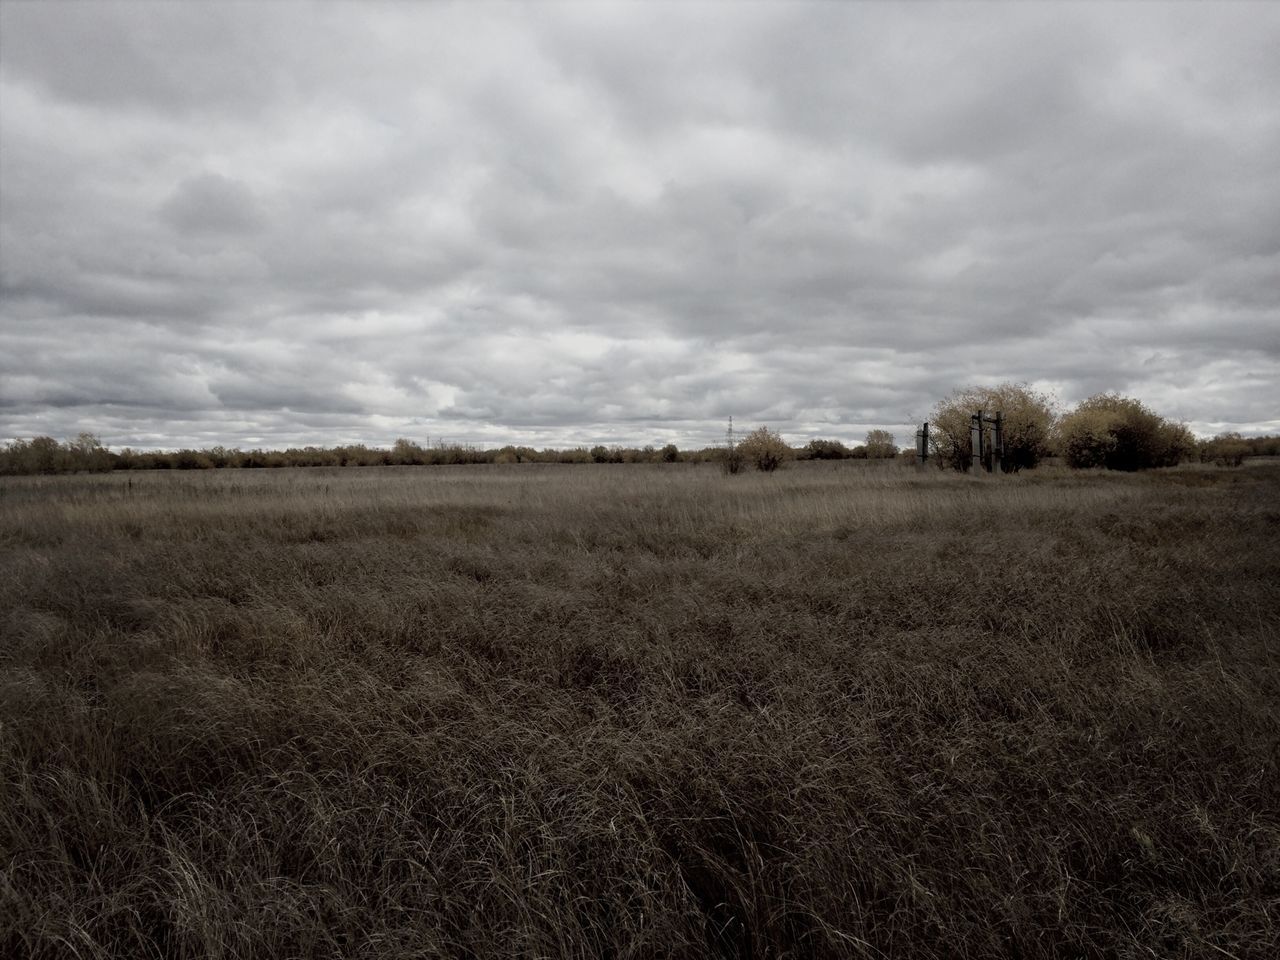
(2, 462), (1277, 959)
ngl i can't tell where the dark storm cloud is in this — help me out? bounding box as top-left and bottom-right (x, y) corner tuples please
(2, 0), (1277, 450)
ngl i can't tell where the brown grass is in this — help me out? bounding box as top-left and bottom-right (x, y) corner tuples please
(2, 460), (1277, 959)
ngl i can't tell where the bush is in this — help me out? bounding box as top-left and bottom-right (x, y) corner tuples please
(864, 430), (898, 459)
(1202, 432), (1249, 467)
(173, 449), (214, 470)
(0, 436), (67, 474)
(391, 438), (427, 465)
(802, 439), (850, 460)
(67, 433), (114, 472)
(931, 383), (1056, 472)
(660, 444), (680, 463)
(738, 426), (788, 472)
(205, 445), (239, 468)
(1058, 394), (1194, 471)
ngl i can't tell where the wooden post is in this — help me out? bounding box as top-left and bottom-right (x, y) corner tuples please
(971, 411), (984, 474)
(992, 411), (1003, 476)
(916, 422), (929, 468)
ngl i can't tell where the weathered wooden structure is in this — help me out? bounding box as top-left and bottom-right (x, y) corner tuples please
(970, 410), (1004, 475)
(915, 422), (929, 467)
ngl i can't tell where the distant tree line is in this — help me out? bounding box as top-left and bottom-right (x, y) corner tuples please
(2, 399), (1275, 477)
(0, 428), (906, 476)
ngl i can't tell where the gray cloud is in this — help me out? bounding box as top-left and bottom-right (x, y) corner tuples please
(160, 174), (263, 236)
(2, 0), (1277, 451)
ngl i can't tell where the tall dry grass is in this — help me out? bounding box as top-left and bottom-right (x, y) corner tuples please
(2, 461), (1277, 958)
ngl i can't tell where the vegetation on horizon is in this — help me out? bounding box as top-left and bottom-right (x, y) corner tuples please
(0, 428), (907, 476)
(3, 386), (1276, 476)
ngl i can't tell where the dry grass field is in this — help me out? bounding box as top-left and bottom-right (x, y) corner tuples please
(2, 461), (1277, 959)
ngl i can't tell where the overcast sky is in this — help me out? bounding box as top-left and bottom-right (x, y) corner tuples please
(2, 1), (1277, 450)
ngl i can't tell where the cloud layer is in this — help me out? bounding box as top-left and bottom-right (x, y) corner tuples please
(2, 1), (1278, 449)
